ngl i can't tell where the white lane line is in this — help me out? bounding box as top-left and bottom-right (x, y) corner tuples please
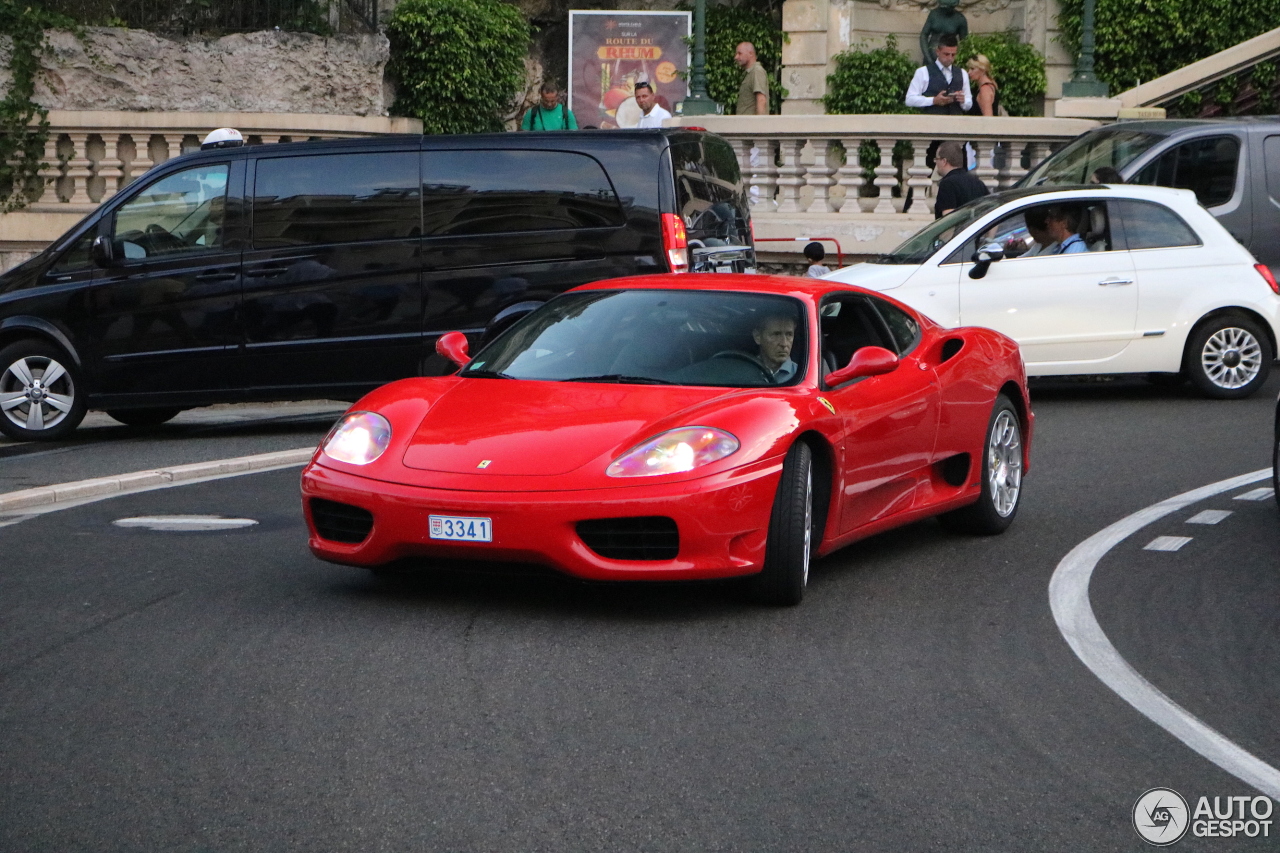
(1049, 468), (1280, 800)
(1144, 536), (1193, 552)
(1186, 510), (1232, 525)
(1234, 487), (1275, 501)
(113, 515), (259, 531)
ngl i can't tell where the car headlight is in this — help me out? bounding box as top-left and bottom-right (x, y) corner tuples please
(606, 427), (740, 477)
(322, 411), (392, 465)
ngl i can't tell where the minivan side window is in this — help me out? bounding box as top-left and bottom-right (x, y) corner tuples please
(1115, 200), (1201, 250)
(112, 164), (230, 260)
(671, 138), (751, 247)
(420, 150), (624, 236)
(1132, 136), (1239, 208)
(253, 152), (420, 248)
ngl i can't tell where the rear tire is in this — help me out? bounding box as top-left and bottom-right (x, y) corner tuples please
(107, 407), (183, 428)
(1184, 313), (1272, 399)
(0, 339), (87, 441)
(748, 441), (814, 606)
(938, 395), (1023, 535)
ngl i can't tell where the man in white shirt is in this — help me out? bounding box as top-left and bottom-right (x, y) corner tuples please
(634, 82), (672, 128)
(904, 33), (972, 115)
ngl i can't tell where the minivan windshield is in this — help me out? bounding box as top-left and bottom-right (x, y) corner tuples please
(464, 290), (807, 388)
(871, 196), (1004, 264)
(1022, 128), (1164, 185)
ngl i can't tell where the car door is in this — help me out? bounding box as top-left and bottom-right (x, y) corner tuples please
(241, 148), (424, 397)
(80, 159), (244, 399)
(820, 293), (939, 533)
(958, 199), (1138, 368)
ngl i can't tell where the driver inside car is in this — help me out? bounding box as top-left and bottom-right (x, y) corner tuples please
(753, 314), (797, 383)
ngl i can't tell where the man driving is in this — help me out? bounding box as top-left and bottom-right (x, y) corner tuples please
(753, 314), (797, 383)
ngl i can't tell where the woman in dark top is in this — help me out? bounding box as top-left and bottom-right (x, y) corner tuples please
(966, 54), (1000, 117)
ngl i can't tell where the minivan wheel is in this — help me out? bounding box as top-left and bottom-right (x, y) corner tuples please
(107, 408), (183, 428)
(1185, 314), (1272, 399)
(0, 339), (87, 441)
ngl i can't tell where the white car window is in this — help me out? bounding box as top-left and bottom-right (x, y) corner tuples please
(963, 201), (1117, 261)
(1114, 200), (1201, 250)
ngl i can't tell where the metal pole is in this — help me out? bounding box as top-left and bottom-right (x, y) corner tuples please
(680, 0), (719, 115)
(1062, 0), (1109, 97)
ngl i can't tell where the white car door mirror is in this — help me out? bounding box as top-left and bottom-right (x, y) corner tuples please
(969, 242), (1006, 280)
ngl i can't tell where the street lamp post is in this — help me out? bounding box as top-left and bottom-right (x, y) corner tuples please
(1061, 0), (1109, 97)
(679, 0), (719, 115)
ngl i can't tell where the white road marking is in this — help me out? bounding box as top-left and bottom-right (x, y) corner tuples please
(1233, 487), (1275, 501)
(1144, 536), (1193, 552)
(1049, 468), (1280, 800)
(1186, 509), (1232, 525)
(113, 515), (258, 531)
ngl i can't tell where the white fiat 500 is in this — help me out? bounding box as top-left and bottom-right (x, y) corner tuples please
(823, 184), (1280, 398)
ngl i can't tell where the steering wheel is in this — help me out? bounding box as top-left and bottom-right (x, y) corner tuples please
(144, 223), (183, 252)
(711, 350), (774, 383)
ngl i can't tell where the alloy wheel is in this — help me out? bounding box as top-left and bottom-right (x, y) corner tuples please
(1201, 326), (1263, 390)
(0, 354), (77, 433)
(988, 410), (1022, 517)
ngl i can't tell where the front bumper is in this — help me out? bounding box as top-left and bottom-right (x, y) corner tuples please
(300, 458), (783, 581)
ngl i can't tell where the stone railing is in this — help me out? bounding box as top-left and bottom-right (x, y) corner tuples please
(667, 114), (1100, 260)
(1, 110), (421, 272)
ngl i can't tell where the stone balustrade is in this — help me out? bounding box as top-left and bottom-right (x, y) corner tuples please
(1, 110), (422, 272)
(667, 114), (1101, 261)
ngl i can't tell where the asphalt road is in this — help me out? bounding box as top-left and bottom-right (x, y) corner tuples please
(1, 378), (1277, 851)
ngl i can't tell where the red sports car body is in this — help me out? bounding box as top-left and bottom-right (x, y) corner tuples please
(301, 274), (1032, 604)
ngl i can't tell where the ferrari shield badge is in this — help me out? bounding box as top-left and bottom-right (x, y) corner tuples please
(817, 397), (836, 415)
(477, 460), (492, 469)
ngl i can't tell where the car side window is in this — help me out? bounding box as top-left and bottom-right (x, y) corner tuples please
(870, 299), (920, 355)
(956, 200), (1115, 262)
(47, 230), (95, 275)
(1133, 136), (1240, 208)
(112, 164), (230, 261)
(1114, 199), (1201, 250)
(819, 295), (897, 373)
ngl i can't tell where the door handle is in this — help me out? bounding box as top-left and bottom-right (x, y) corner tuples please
(244, 266), (286, 279)
(1097, 277), (1134, 286)
(196, 270), (238, 282)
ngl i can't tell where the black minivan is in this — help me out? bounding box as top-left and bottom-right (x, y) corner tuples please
(0, 129), (754, 440)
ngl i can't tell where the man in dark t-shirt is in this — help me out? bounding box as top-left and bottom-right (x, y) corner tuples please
(934, 140), (988, 218)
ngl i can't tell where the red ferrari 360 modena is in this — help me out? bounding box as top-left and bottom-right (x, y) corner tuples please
(301, 274), (1032, 605)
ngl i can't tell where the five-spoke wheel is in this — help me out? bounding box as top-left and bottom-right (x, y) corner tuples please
(0, 340), (86, 441)
(939, 395), (1023, 535)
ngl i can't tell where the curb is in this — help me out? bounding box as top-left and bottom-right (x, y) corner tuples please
(0, 447), (316, 514)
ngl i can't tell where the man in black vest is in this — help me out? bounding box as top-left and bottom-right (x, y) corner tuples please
(904, 32), (971, 179)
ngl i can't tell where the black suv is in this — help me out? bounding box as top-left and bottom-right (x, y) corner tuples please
(0, 129), (754, 440)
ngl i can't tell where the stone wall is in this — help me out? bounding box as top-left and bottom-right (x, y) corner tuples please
(0, 28), (393, 116)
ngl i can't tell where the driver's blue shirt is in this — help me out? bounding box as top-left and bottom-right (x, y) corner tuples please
(769, 359), (797, 383)
(1055, 233), (1087, 254)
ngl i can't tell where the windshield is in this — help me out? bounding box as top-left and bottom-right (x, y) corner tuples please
(1022, 129), (1164, 186)
(463, 290), (809, 388)
(872, 196), (1004, 264)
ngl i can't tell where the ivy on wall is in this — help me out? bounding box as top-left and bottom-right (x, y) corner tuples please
(693, 5), (785, 114)
(387, 0), (531, 134)
(1057, 0), (1280, 95)
(0, 2), (71, 212)
(822, 34), (915, 116)
(956, 32), (1045, 117)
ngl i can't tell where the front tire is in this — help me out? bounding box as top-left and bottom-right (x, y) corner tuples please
(939, 395), (1023, 535)
(748, 441), (814, 606)
(1185, 314), (1272, 399)
(0, 339), (87, 441)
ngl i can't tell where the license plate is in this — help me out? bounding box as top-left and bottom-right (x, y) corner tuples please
(429, 515), (492, 542)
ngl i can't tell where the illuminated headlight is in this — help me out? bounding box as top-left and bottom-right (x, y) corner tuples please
(606, 427), (740, 477)
(322, 411), (392, 465)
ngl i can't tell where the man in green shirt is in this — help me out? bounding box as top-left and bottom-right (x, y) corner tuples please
(521, 83), (578, 131)
(734, 42), (769, 115)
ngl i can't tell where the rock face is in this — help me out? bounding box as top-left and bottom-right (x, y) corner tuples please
(0, 28), (392, 116)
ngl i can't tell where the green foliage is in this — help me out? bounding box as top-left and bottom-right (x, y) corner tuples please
(386, 0), (531, 134)
(1057, 0), (1280, 95)
(0, 1), (73, 212)
(957, 32), (1046, 117)
(695, 4), (785, 114)
(822, 35), (915, 115)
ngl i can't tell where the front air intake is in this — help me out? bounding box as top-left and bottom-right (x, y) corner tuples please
(310, 498), (374, 544)
(577, 516), (679, 561)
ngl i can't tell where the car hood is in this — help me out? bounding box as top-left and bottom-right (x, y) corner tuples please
(401, 380), (734, 477)
(821, 262), (918, 292)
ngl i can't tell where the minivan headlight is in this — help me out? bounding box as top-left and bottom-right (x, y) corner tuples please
(606, 427), (739, 477)
(322, 411), (392, 465)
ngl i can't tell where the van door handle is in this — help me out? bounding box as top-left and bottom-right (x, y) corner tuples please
(196, 270), (238, 282)
(244, 266), (286, 279)
(1097, 277), (1134, 286)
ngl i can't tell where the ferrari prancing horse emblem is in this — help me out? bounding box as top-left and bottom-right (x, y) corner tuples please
(477, 460), (492, 469)
(818, 397), (836, 415)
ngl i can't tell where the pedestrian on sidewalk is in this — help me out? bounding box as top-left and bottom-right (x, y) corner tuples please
(521, 83), (578, 131)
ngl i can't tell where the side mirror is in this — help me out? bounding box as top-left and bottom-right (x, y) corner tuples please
(435, 331), (470, 368)
(90, 235), (116, 268)
(824, 346), (899, 386)
(968, 241), (1005, 280)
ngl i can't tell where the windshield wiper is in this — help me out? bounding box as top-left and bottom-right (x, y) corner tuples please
(563, 374), (677, 385)
(461, 369), (515, 379)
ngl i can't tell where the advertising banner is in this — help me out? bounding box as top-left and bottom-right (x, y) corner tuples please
(568, 11), (691, 129)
